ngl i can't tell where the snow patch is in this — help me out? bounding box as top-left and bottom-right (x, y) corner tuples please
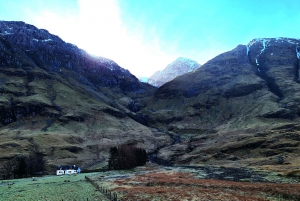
(0, 31), (12, 35)
(255, 58), (259, 66)
(260, 39), (267, 54)
(287, 39), (298, 44)
(296, 45), (300, 59)
(247, 38), (270, 55)
(32, 38), (53, 42)
(42, 39), (52, 42)
(246, 46), (250, 55)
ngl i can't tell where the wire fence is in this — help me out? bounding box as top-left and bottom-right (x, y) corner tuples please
(85, 175), (121, 201)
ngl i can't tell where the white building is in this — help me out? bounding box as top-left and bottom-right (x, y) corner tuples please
(56, 165), (78, 175)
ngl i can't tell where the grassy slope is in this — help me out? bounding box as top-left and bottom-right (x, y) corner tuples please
(0, 65), (171, 172)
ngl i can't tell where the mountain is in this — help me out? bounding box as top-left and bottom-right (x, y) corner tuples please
(0, 21), (171, 172)
(1, 20), (300, 175)
(147, 57), (201, 87)
(143, 38), (300, 171)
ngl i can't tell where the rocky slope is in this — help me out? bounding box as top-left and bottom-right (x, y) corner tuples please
(147, 57), (201, 87)
(0, 21), (171, 172)
(144, 38), (300, 172)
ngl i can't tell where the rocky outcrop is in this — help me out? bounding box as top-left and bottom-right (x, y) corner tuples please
(247, 38), (300, 116)
(148, 57), (200, 87)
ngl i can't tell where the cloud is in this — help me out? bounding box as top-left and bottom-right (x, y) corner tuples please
(25, 0), (229, 78)
(28, 0), (179, 77)
(7, 0), (300, 78)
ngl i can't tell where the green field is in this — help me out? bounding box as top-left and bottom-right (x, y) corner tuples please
(0, 173), (109, 201)
(1, 166), (300, 201)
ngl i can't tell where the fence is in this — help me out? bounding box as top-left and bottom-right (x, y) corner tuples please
(85, 176), (121, 201)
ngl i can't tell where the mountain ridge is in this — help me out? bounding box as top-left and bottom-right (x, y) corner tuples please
(1, 20), (300, 175)
(0, 21), (171, 173)
(143, 38), (300, 170)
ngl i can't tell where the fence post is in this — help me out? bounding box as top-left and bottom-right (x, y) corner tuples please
(85, 176), (121, 201)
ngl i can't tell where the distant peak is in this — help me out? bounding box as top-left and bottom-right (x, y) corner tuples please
(148, 57), (201, 87)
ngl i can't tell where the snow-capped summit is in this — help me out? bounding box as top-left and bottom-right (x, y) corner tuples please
(148, 57), (201, 87)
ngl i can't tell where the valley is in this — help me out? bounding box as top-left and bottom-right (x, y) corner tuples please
(1, 164), (300, 201)
(1, 22), (300, 198)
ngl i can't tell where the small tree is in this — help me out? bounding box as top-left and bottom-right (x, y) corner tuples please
(2, 158), (18, 179)
(118, 145), (137, 169)
(26, 151), (46, 175)
(14, 157), (27, 178)
(136, 148), (148, 166)
(108, 145), (148, 170)
(108, 146), (119, 170)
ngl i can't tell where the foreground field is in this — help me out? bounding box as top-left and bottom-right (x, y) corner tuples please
(1, 164), (300, 201)
(111, 172), (300, 200)
(89, 164), (300, 201)
(0, 173), (109, 201)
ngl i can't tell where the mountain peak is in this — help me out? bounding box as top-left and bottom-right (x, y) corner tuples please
(148, 57), (201, 87)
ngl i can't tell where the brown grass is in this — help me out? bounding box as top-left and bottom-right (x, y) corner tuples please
(112, 171), (300, 201)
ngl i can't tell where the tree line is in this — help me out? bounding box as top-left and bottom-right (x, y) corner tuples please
(1, 144), (148, 179)
(1, 151), (45, 179)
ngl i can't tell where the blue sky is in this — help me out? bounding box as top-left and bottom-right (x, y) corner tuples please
(0, 0), (299, 77)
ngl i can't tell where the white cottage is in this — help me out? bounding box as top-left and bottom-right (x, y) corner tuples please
(56, 165), (78, 175)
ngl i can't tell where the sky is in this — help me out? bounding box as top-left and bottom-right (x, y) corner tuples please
(0, 0), (300, 78)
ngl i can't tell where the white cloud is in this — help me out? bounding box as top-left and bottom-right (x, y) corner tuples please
(27, 0), (230, 79)
(28, 0), (181, 77)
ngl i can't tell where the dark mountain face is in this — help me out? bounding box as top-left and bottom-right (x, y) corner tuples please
(143, 38), (300, 169)
(0, 21), (170, 172)
(148, 57), (201, 87)
(0, 21), (149, 92)
(0, 21), (158, 117)
(146, 38), (300, 126)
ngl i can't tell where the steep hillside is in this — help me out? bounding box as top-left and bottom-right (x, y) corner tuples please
(0, 21), (171, 172)
(143, 38), (300, 172)
(148, 57), (201, 87)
